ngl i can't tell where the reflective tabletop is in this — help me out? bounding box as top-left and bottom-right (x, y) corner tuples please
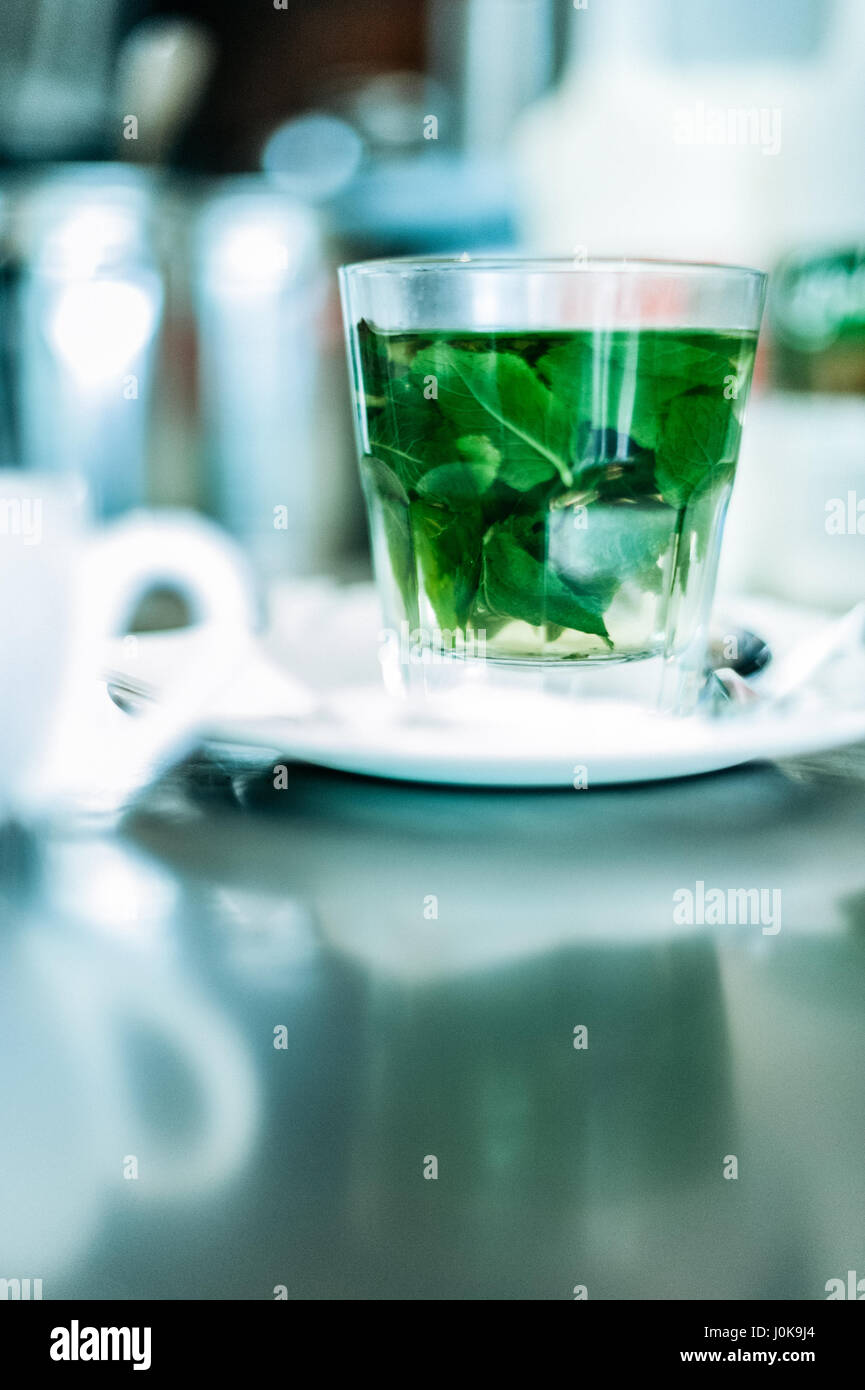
(2, 741), (865, 1300)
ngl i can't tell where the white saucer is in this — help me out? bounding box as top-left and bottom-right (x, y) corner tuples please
(112, 583), (865, 789)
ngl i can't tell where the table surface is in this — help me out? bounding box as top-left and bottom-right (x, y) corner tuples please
(3, 737), (865, 1301)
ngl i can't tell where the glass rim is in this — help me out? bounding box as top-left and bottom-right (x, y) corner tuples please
(339, 254), (767, 283)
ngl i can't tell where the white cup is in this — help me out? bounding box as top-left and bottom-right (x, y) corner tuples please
(0, 866), (260, 1280)
(0, 472), (256, 819)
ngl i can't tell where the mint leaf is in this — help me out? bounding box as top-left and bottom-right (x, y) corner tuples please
(367, 376), (459, 490)
(537, 334), (744, 456)
(356, 318), (389, 403)
(455, 434), (502, 466)
(416, 459), (498, 503)
(360, 453), (410, 504)
(360, 455), (417, 624)
(548, 501), (677, 597)
(538, 337), (667, 453)
(608, 336), (736, 388)
(410, 499), (483, 633)
(655, 394), (740, 508)
(481, 518), (613, 645)
(466, 594), (510, 643)
(411, 343), (574, 488)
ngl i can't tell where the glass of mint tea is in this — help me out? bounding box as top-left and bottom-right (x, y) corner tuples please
(339, 258), (766, 714)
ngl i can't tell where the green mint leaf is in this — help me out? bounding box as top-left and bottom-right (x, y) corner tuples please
(465, 595), (510, 643)
(360, 453), (410, 504)
(609, 337), (737, 387)
(537, 338), (666, 453)
(411, 343), (574, 488)
(654, 393), (740, 508)
(548, 501), (677, 597)
(416, 459), (498, 503)
(360, 455), (418, 624)
(356, 318), (390, 403)
(537, 334), (746, 456)
(410, 499), (483, 633)
(455, 434), (501, 466)
(481, 518), (613, 645)
(367, 376), (460, 490)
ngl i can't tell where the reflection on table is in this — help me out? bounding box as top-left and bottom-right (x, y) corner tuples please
(2, 744), (865, 1299)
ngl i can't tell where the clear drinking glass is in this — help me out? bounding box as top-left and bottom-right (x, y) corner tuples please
(339, 257), (766, 713)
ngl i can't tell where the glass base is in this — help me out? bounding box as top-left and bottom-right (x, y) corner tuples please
(381, 639), (709, 717)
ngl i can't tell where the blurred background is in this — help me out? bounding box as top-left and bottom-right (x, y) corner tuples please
(1, 0), (864, 608)
(4, 0), (865, 1306)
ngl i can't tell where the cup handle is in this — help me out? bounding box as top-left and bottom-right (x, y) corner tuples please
(109, 972), (260, 1198)
(40, 509), (258, 812)
(27, 929), (260, 1200)
(81, 508), (256, 641)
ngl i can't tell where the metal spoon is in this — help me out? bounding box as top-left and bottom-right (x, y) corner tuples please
(712, 602), (865, 711)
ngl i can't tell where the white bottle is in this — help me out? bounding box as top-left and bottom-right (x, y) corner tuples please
(512, 0), (865, 272)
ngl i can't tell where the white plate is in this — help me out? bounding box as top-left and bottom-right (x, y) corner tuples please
(112, 583), (865, 789)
